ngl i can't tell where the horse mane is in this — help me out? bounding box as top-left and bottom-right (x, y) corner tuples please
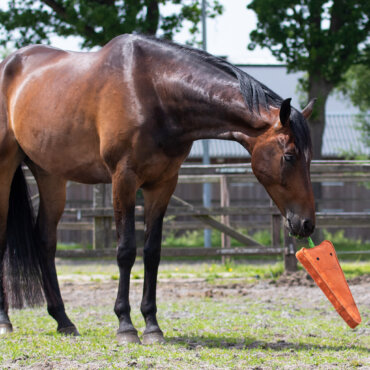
(144, 35), (283, 113)
(141, 35), (311, 156)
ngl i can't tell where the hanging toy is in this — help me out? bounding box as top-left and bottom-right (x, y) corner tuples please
(296, 238), (362, 329)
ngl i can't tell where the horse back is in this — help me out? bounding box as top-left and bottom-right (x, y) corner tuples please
(0, 36), (190, 185)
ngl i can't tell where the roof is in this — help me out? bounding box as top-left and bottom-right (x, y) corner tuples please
(237, 65), (359, 114)
(188, 114), (370, 159)
(322, 114), (369, 157)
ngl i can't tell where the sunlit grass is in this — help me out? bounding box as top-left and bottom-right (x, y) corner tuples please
(0, 293), (368, 368)
(56, 259), (370, 283)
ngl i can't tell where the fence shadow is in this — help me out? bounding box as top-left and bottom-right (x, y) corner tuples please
(167, 334), (369, 353)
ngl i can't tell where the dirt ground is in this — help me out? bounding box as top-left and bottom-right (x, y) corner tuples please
(3, 268), (369, 369)
(59, 271), (370, 313)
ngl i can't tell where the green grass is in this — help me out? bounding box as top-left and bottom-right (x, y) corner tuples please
(56, 260), (285, 284)
(55, 258), (370, 282)
(321, 230), (370, 260)
(0, 260), (369, 368)
(57, 243), (92, 251)
(0, 291), (368, 368)
(340, 262), (370, 279)
(162, 229), (272, 248)
(162, 228), (370, 261)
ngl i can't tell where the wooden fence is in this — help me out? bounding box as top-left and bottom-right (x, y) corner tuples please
(36, 160), (370, 272)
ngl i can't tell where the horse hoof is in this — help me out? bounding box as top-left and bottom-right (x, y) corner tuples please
(117, 330), (141, 345)
(0, 323), (13, 335)
(58, 326), (80, 336)
(142, 330), (165, 345)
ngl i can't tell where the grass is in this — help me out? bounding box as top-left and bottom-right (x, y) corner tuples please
(0, 260), (369, 368)
(0, 283), (369, 368)
(162, 228), (370, 262)
(55, 258), (370, 283)
(340, 262), (370, 279)
(56, 260), (286, 285)
(162, 229), (273, 248)
(321, 230), (370, 260)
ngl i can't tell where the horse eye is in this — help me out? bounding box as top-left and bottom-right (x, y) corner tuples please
(284, 154), (295, 162)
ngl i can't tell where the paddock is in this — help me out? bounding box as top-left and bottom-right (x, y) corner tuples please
(0, 260), (368, 368)
(3, 159), (370, 366)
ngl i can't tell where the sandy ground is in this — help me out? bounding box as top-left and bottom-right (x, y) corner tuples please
(3, 270), (369, 369)
(59, 271), (370, 312)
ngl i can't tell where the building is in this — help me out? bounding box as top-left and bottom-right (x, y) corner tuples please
(188, 65), (369, 162)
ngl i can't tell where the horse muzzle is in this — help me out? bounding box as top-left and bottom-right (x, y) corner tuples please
(285, 212), (315, 238)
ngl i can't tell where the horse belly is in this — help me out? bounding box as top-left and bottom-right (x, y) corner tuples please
(11, 106), (111, 184)
(9, 79), (111, 183)
(19, 124), (110, 183)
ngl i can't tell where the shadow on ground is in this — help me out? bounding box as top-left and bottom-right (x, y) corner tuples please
(167, 335), (370, 353)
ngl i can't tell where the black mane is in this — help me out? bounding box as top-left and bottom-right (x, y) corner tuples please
(143, 35), (311, 157)
(146, 35), (283, 113)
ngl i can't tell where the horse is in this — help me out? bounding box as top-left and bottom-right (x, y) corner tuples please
(0, 34), (315, 344)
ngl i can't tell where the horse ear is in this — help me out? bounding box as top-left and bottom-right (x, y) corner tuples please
(302, 98), (316, 119)
(279, 98), (291, 126)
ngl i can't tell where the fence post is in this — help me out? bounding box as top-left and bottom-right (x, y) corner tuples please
(271, 214), (281, 248)
(283, 228), (297, 272)
(220, 176), (231, 263)
(93, 184), (112, 249)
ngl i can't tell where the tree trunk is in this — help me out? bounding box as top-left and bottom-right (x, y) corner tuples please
(307, 75), (332, 159)
(307, 74), (332, 242)
(145, 0), (160, 35)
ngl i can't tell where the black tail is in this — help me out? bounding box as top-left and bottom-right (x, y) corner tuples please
(3, 165), (45, 308)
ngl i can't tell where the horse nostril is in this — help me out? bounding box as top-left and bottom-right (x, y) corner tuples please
(302, 219), (315, 234)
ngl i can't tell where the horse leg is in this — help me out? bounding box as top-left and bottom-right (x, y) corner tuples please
(31, 169), (79, 335)
(0, 160), (20, 334)
(112, 167), (140, 344)
(140, 175), (178, 345)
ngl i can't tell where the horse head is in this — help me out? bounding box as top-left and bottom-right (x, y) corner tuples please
(251, 98), (316, 238)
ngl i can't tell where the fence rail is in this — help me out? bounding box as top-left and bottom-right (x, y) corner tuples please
(38, 160), (370, 271)
(57, 212), (370, 231)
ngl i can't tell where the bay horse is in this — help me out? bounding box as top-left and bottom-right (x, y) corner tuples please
(0, 34), (315, 344)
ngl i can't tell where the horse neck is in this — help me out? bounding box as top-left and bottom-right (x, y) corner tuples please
(156, 67), (272, 153)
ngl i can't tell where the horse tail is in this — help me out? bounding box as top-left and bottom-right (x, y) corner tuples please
(3, 165), (45, 308)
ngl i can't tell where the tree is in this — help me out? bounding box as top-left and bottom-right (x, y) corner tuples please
(247, 0), (370, 158)
(0, 0), (223, 49)
(337, 46), (370, 148)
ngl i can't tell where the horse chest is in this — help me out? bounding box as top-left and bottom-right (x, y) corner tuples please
(133, 150), (184, 185)
(129, 139), (190, 186)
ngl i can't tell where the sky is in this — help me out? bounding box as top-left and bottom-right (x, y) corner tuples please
(49, 0), (279, 65)
(2, 0), (354, 112)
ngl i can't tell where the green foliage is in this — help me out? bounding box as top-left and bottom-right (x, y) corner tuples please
(359, 115), (370, 148)
(0, 46), (12, 59)
(162, 230), (204, 247)
(322, 229), (370, 261)
(163, 229), (272, 248)
(57, 243), (92, 250)
(337, 63), (370, 113)
(0, 0), (223, 49)
(247, 0), (370, 158)
(247, 0), (370, 86)
(336, 58), (370, 147)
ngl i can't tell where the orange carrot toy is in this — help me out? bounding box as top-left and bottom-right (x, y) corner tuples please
(296, 238), (361, 329)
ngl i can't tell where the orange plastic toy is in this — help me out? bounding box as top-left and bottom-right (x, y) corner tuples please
(296, 239), (361, 329)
